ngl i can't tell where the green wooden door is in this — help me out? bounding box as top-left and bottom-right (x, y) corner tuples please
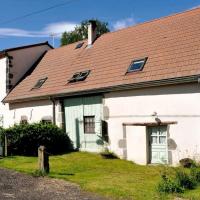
(64, 96), (103, 151)
(148, 126), (168, 164)
(64, 97), (84, 149)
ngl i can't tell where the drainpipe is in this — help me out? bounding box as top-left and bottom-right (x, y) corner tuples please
(49, 97), (56, 125)
(60, 100), (66, 131)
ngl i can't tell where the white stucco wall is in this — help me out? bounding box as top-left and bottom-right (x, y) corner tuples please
(104, 83), (200, 165)
(9, 100), (53, 125)
(8, 99), (63, 128)
(8, 44), (51, 87)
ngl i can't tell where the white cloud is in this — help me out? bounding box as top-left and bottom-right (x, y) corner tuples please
(0, 21), (77, 38)
(42, 22), (77, 36)
(112, 17), (136, 31)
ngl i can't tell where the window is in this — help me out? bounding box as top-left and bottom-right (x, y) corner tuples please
(75, 42), (84, 49)
(84, 116), (95, 134)
(20, 115), (28, 124)
(127, 57), (148, 73)
(68, 70), (90, 83)
(41, 116), (52, 124)
(32, 77), (47, 89)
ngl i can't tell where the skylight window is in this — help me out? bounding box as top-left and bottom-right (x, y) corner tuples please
(32, 77), (47, 89)
(68, 70), (90, 83)
(75, 42), (84, 49)
(127, 57), (148, 73)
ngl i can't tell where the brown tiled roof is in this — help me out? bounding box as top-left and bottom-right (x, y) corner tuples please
(4, 8), (200, 103)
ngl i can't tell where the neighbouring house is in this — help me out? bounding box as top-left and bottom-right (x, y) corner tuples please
(2, 8), (200, 165)
(0, 41), (53, 127)
(0, 42), (53, 155)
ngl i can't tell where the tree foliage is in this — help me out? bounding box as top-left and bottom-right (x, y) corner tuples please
(60, 19), (110, 46)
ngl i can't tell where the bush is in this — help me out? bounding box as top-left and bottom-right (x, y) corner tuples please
(1, 123), (73, 156)
(175, 169), (197, 190)
(191, 167), (200, 183)
(179, 158), (196, 168)
(157, 167), (198, 194)
(157, 170), (184, 194)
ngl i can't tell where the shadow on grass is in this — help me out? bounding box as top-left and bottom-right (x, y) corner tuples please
(58, 172), (75, 176)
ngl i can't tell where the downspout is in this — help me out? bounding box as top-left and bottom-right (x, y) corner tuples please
(49, 97), (56, 125)
(60, 99), (66, 132)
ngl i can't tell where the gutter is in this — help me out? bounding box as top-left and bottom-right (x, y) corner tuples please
(55, 74), (200, 99)
(4, 74), (200, 103)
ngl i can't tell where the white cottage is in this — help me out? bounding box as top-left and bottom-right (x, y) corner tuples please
(3, 8), (200, 165)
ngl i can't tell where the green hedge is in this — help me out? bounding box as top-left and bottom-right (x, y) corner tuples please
(1, 123), (73, 156)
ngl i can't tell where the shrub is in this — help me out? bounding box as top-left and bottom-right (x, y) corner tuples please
(175, 169), (197, 190)
(191, 167), (200, 183)
(157, 171), (183, 193)
(157, 167), (198, 194)
(2, 123), (73, 156)
(179, 158), (196, 168)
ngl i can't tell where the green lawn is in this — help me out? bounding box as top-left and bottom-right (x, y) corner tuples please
(0, 152), (199, 200)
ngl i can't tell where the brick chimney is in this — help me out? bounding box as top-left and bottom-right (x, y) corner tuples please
(88, 20), (97, 47)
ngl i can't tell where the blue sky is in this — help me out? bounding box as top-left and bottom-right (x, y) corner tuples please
(0, 0), (199, 49)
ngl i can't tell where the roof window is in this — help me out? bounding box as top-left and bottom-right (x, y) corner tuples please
(75, 42), (84, 49)
(68, 70), (90, 83)
(127, 57), (148, 73)
(32, 77), (47, 89)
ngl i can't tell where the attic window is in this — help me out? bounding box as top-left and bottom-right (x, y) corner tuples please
(127, 57), (148, 73)
(75, 42), (84, 49)
(68, 70), (90, 83)
(32, 77), (47, 89)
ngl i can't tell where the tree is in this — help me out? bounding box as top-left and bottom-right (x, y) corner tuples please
(60, 19), (110, 46)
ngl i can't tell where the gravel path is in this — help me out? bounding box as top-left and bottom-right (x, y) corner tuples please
(0, 168), (106, 200)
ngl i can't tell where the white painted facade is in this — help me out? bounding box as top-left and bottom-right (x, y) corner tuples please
(8, 99), (63, 128)
(104, 83), (200, 165)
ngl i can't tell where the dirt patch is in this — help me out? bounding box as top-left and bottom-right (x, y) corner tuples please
(0, 168), (106, 200)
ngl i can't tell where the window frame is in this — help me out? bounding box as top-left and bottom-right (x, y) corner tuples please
(32, 77), (48, 89)
(68, 70), (90, 83)
(83, 116), (95, 134)
(127, 57), (148, 73)
(75, 42), (84, 49)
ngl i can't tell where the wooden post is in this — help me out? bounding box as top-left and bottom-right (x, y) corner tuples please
(38, 146), (49, 174)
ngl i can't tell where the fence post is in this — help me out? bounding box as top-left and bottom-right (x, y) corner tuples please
(38, 146), (49, 174)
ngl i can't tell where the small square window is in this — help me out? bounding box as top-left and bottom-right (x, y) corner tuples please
(32, 77), (47, 89)
(127, 57), (148, 73)
(84, 116), (95, 134)
(20, 115), (28, 124)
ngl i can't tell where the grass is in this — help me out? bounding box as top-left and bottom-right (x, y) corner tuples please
(0, 152), (199, 200)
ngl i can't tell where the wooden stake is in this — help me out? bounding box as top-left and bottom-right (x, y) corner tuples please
(38, 146), (49, 174)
